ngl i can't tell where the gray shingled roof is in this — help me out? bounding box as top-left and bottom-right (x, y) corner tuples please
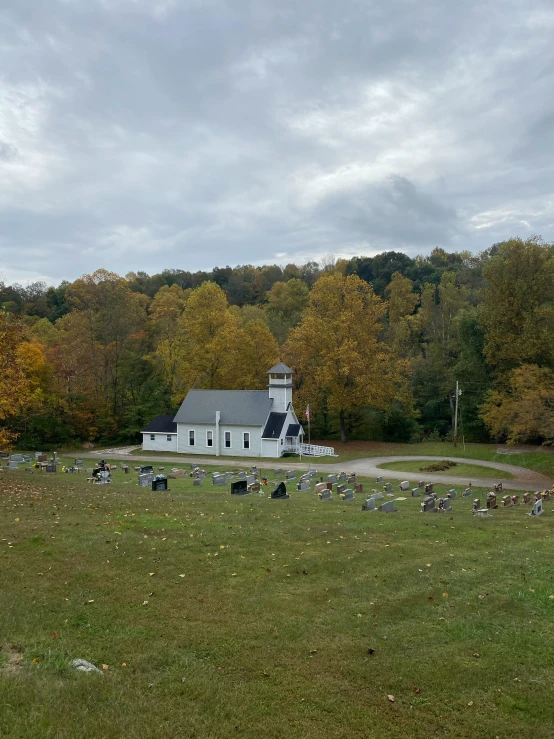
(142, 415), (178, 433)
(174, 390), (273, 426)
(267, 362), (293, 374)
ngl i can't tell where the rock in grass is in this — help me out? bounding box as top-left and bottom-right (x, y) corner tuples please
(71, 658), (102, 674)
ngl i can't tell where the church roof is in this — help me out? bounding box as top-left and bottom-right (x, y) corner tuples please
(267, 362), (293, 374)
(174, 390), (273, 427)
(142, 415), (177, 433)
(262, 412), (287, 439)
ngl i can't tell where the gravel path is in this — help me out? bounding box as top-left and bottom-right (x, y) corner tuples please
(83, 449), (552, 492)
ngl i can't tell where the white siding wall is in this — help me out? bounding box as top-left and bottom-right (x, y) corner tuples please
(142, 433), (178, 452)
(176, 424), (265, 457)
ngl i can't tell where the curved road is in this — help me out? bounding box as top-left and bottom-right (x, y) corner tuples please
(85, 449), (551, 492)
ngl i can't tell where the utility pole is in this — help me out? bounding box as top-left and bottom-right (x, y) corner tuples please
(453, 381), (461, 447)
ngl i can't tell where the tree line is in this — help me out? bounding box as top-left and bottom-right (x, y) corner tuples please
(1, 237), (553, 449)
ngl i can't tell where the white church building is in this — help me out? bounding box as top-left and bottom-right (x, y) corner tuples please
(141, 363), (309, 458)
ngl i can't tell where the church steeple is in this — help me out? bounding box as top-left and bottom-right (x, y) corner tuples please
(267, 362), (293, 413)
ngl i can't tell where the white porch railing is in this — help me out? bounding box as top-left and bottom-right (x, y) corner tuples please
(285, 443), (336, 456)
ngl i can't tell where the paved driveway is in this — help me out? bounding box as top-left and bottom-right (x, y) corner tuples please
(83, 449), (551, 492)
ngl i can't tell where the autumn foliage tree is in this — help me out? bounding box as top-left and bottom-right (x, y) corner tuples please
(0, 314), (47, 449)
(285, 273), (409, 442)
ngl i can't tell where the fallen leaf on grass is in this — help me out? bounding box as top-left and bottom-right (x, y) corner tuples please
(413, 686), (420, 694)
(142, 601), (148, 606)
(387, 695), (395, 702)
(367, 648), (375, 655)
(442, 592), (448, 598)
(102, 664), (109, 670)
(472, 653), (480, 658)
(467, 701), (473, 706)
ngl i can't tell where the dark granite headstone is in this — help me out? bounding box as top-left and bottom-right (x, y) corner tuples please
(231, 479), (249, 495)
(271, 482), (289, 499)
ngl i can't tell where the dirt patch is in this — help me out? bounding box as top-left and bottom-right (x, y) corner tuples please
(419, 461), (458, 473)
(0, 645), (24, 674)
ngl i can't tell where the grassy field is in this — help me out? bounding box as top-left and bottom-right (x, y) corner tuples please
(378, 460), (514, 480)
(1, 458), (553, 738)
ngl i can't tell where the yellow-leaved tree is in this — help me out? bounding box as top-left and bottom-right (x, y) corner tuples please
(177, 282), (279, 393)
(0, 314), (47, 449)
(480, 364), (554, 444)
(284, 272), (409, 442)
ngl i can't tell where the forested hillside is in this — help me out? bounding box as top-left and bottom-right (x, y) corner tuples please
(2, 236), (553, 449)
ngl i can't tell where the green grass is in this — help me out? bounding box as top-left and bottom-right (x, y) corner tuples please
(378, 460), (514, 480)
(1, 458), (553, 738)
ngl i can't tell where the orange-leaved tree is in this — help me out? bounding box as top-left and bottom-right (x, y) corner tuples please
(284, 272), (409, 442)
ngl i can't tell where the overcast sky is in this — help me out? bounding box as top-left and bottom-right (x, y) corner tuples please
(1, 0), (554, 285)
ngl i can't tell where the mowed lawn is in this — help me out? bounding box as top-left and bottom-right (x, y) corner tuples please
(1, 460), (554, 739)
(378, 460), (514, 480)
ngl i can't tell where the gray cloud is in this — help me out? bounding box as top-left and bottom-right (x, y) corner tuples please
(1, 0), (554, 283)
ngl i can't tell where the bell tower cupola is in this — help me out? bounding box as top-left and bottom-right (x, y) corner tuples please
(267, 362), (293, 413)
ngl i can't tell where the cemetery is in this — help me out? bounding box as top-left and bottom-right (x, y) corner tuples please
(0, 453), (553, 739)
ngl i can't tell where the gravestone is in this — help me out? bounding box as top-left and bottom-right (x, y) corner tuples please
(10, 454), (24, 463)
(38, 454), (47, 463)
(314, 482), (327, 496)
(338, 472), (347, 482)
(340, 489), (354, 501)
(231, 480), (249, 495)
(361, 496), (375, 511)
(274, 468), (284, 476)
(523, 492), (531, 505)
(271, 482), (289, 499)
(225, 473), (233, 480)
(347, 474), (356, 484)
(486, 492), (498, 509)
(140, 465), (154, 474)
(494, 482), (503, 494)
(327, 474), (337, 484)
(34, 452), (42, 460)
(308, 470), (317, 478)
(170, 469), (185, 478)
(411, 488), (420, 497)
(476, 509), (492, 518)
(421, 496), (437, 513)
(447, 489), (457, 499)
(248, 482), (261, 493)
(212, 475), (226, 486)
(355, 482), (364, 494)
(246, 475), (255, 486)
(193, 478), (202, 486)
(375, 476), (383, 484)
(299, 473), (310, 483)
(529, 499), (543, 516)
(237, 472), (247, 480)
(502, 495), (512, 508)
(379, 500), (395, 513)
(384, 483), (393, 493)
(318, 489), (332, 500)
(138, 473), (154, 487)
(542, 490), (551, 501)
(418, 481), (425, 488)
(372, 492), (384, 501)
(511, 495), (519, 506)
(399, 481), (410, 491)
(438, 498), (451, 512)
(22, 454), (31, 463)
(250, 467), (258, 474)
(425, 483), (434, 494)
(286, 471), (296, 480)
(296, 480), (310, 492)
(472, 498), (481, 512)
(45, 464), (57, 473)
(336, 484), (346, 495)
(152, 476), (169, 492)
(7, 461), (19, 470)
(463, 487), (472, 497)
